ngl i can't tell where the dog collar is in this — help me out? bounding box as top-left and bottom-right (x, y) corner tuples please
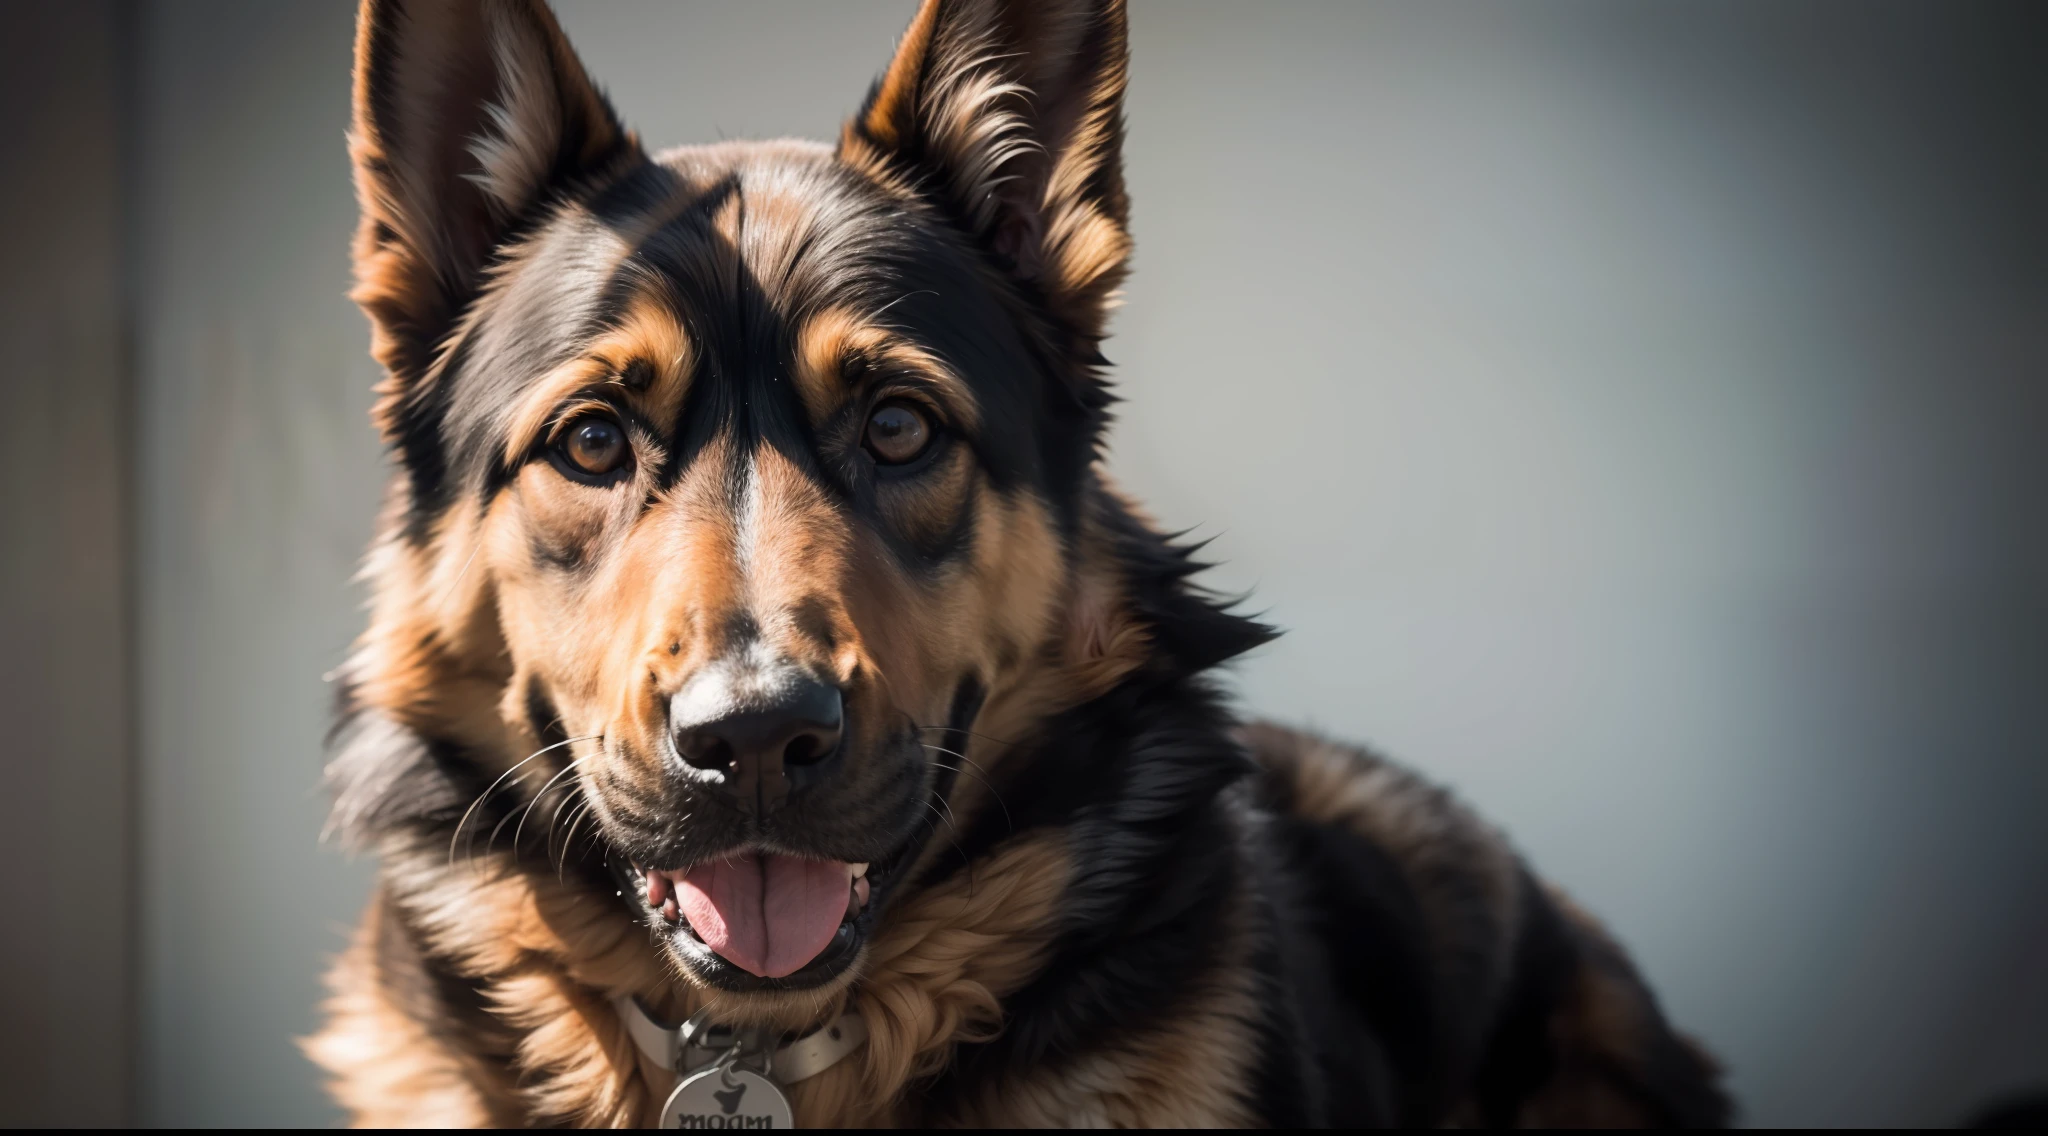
(613, 994), (866, 1084)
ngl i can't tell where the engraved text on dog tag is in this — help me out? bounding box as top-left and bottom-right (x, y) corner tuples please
(659, 1063), (793, 1129)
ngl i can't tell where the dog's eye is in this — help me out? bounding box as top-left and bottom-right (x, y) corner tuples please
(863, 401), (931, 466)
(560, 416), (629, 477)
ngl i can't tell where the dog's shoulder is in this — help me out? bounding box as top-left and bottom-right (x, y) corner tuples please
(1242, 720), (1732, 1127)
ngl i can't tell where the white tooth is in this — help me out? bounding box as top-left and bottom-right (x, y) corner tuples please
(850, 863), (869, 878)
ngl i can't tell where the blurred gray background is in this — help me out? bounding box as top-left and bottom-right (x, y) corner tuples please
(3, 0), (2043, 1126)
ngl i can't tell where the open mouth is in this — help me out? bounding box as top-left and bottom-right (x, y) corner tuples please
(618, 837), (917, 991)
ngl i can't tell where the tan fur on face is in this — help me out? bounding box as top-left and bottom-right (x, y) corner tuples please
(790, 306), (982, 433)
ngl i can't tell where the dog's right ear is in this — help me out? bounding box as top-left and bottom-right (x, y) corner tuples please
(349, 0), (636, 429)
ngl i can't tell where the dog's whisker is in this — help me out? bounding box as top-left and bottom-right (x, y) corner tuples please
(555, 801), (596, 879)
(450, 734), (600, 868)
(543, 782), (583, 867)
(917, 799), (972, 886)
(922, 792), (960, 837)
(511, 755), (595, 858)
(911, 722), (1015, 783)
(923, 746), (1013, 835)
(487, 754), (591, 858)
(935, 795), (959, 831)
(928, 760), (1007, 830)
(455, 757), (547, 867)
(915, 724), (1023, 750)
(558, 796), (598, 869)
(480, 759), (575, 861)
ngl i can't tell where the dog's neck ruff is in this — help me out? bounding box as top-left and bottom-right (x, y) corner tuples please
(613, 995), (866, 1084)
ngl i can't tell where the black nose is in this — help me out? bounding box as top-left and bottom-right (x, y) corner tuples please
(670, 665), (843, 812)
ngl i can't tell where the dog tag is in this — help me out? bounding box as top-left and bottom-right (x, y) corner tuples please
(660, 1063), (794, 1130)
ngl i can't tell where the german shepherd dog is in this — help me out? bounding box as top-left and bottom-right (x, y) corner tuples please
(308, 0), (1730, 1126)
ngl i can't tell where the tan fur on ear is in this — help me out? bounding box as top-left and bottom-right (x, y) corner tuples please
(842, 0), (1132, 340)
(853, 0), (940, 154)
(466, 2), (606, 217)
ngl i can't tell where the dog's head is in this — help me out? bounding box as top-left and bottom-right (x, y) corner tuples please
(342, 0), (1257, 999)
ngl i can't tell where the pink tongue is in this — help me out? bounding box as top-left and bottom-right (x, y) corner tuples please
(674, 854), (849, 978)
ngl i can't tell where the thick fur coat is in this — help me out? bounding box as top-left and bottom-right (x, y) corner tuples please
(306, 0), (1730, 1126)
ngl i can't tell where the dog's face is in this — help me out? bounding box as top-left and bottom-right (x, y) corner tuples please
(347, 0), (1132, 993)
(466, 144), (1086, 989)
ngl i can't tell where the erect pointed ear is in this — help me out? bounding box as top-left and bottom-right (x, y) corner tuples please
(349, 0), (637, 424)
(842, 0), (1130, 344)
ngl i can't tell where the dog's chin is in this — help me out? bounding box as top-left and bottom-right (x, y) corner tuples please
(610, 833), (923, 994)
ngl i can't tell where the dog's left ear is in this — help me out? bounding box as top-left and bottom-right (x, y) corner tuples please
(842, 0), (1130, 343)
